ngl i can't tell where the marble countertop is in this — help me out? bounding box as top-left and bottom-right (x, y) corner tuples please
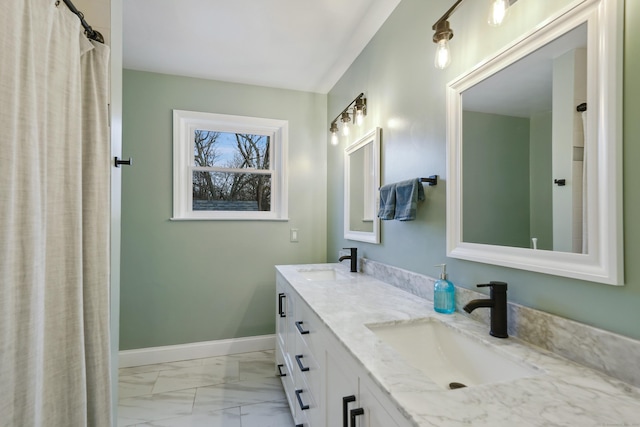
(276, 263), (640, 427)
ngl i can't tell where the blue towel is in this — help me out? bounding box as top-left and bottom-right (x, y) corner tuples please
(394, 179), (425, 221)
(377, 183), (396, 220)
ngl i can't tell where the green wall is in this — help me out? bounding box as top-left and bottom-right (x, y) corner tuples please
(120, 71), (327, 350)
(328, 0), (640, 340)
(462, 111), (530, 248)
(529, 111), (553, 250)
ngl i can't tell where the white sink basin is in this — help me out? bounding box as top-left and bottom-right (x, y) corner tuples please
(297, 268), (348, 281)
(367, 318), (541, 390)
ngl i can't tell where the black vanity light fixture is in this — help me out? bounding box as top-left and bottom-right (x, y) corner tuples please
(329, 93), (367, 145)
(432, 0), (515, 70)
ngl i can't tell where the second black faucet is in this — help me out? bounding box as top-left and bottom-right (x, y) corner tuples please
(463, 281), (508, 338)
(339, 247), (358, 273)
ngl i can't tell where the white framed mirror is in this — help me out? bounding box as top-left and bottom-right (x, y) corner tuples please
(345, 128), (381, 244)
(446, 0), (623, 284)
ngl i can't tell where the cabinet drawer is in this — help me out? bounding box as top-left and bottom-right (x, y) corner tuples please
(294, 299), (324, 355)
(294, 370), (322, 427)
(293, 337), (322, 401)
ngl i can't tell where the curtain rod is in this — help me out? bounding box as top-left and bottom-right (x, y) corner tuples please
(60, 0), (104, 43)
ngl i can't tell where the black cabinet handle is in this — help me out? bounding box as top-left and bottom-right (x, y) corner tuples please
(350, 408), (364, 427)
(295, 389), (310, 410)
(342, 395), (356, 427)
(278, 293), (286, 318)
(295, 354), (310, 372)
(276, 363), (286, 377)
(295, 425), (303, 427)
(295, 321), (310, 335)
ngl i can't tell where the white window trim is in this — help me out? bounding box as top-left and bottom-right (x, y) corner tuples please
(172, 110), (289, 220)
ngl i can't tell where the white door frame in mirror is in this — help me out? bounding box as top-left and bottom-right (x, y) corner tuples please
(446, 0), (623, 285)
(344, 128), (381, 244)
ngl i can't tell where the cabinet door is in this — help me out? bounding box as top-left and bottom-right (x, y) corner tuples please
(359, 380), (400, 427)
(276, 279), (288, 349)
(326, 350), (359, 427)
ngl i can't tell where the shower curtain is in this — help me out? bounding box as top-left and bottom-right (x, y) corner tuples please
(0, 1), (112, 426)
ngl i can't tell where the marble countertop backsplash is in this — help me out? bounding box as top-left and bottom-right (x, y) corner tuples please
(278, 260), (640, 427)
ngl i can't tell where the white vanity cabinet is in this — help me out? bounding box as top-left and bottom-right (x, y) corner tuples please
(326, 336), (408, 427)
(276, 273), (326, 426)
(275, 278), (296, 418)
(276, 271), (412, 427)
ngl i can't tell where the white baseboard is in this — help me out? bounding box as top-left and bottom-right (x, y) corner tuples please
(119, 334), (275, 368)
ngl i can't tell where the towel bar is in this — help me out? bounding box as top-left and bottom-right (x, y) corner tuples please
(421, 175), (438, 186)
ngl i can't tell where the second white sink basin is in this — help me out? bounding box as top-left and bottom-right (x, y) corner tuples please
(297, 268), (348, 281)
(367, 318), (541, 390)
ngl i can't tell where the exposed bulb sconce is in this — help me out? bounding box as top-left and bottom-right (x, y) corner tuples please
(341, 111), (351, 136)
(329, 93), (367, 145)
(431, 0), (464, 70)
(330, 122), (339, 145)
(432, 0), (516, 69)
(433, 20), (453, 70)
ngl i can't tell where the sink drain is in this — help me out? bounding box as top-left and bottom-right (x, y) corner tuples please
(449, 382), (467, 390)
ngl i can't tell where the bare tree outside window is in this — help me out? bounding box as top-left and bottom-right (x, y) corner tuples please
(192, 130), (272, 211)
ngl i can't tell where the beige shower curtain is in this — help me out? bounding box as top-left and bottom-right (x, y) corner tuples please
(0, 1), (112, 426)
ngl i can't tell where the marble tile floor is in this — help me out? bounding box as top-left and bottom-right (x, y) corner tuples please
(118, 350), (296, 427)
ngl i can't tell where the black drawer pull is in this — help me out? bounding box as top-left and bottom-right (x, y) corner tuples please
(276, 363), (286, 377)
(295, 354), (310, 372)
(343, 395), (356, 427)
(295, 389), (310, 410)
(295, 321), (310, 335)
(350, 408), (364, 427)
(278, 293), (286, 318)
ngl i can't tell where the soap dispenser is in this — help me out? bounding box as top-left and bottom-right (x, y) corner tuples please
(433, 264), (455, 314)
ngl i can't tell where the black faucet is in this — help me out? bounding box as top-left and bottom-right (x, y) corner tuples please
(463, 281), (508, 338)
(338, 247), (358, 273)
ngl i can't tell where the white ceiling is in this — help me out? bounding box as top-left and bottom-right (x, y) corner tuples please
(123, 0), (401, 94)
(463, 23), (587, 118)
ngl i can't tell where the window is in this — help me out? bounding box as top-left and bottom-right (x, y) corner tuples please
(173, 110), (288, 220)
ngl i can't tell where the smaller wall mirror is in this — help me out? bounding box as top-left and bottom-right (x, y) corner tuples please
(446, 0), (623, 284)
(345, 128), (381, 244)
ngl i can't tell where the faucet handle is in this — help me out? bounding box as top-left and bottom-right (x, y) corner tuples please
(477, 281), (507, 294)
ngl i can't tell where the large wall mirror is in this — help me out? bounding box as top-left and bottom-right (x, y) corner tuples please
(446, 0), (623, 284)
(345, 128), (381, 244)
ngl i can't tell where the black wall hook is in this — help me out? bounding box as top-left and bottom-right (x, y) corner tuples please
(114, 157), (132, 167)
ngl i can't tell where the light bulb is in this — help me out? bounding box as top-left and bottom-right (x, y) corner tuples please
(355, 109), (364, 126)
(434, 39), (451, 69)
(331, 132), (339, 145)
(340, 112), (351, 136)
(488, 0), (509, 27)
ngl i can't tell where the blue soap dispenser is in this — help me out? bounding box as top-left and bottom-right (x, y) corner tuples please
(433, 264), (455, 314)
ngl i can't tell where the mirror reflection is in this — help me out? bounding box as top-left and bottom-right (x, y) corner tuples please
(461, 23), (587, 253)
(348, 142), (374, 233)
(344, 128), (380, 244)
